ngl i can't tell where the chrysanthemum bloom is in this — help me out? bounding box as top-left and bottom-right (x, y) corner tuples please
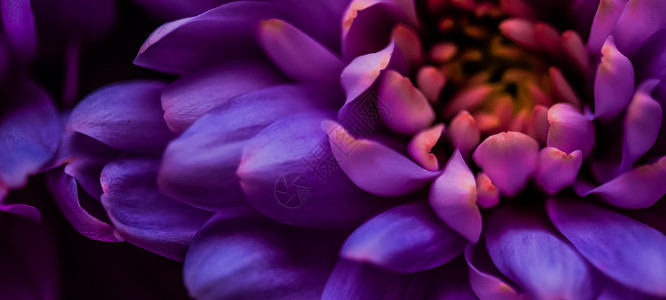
(58, 0), (666, 299)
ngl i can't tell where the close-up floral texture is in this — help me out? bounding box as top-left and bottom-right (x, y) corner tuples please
(3, 0), (666, 299)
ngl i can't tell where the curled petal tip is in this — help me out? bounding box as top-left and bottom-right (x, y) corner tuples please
(536, 148), (583, 194)
(594, 35), (635, 119)
(408, 124), (445, 171)
(476, 173), (499, 209)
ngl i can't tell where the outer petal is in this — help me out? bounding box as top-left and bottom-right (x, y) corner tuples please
(161, 62), (284, 133)
(100, 158), (213, 261)
(238, 112), (387, 229)
(340, 202), (467, 273)
(377, 69), (435, 134)
(612, 0), (666, 55)
(322, 259), (413, 300)
(473, 132), (539, 196)
(0, 81), (59, 190)
(486, 207), (605, 299)
(68, 80), (173, 154)
(134, 1), (278, 74)
(548, 199), (666, 297)
(131, 0), (237, 19)
(183, 214), (338, 300)
(465, 244), (522, 300)
(623, 80), (662, 164)
(536, 148), (583, 194)
(586, 156), (666, 209)
(323, 120), (440, 196)
(429, 150), (482, 242)
(587, 0), (627, 53)
(259, 19), (343, 86)
(1, 0), (36, 61)
(594, 36), (635, 119)
(160, 85), (342, 211)
(273, 0), (349, 52)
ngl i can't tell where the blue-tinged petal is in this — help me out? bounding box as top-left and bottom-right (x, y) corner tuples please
(322, 259), (413, 300)
(430, 150), (482, 243)
(100, 157), (213, 261)
(237, 112), (387, 229)
(1, 0), (36, 61)
(535, 147), (583, 194)
(273, 0), (348, 52)
(134, 1), (278, 74)
(594, 36), (635, 119)
(486, 207), (605, 300)
(340, 202), (467, 273)
(585, 156), (666, 209)
(0, 80), (59, 190)
(465, 244), (523, 300)
(587, 0), (627, 53)
(597, 279), (652, 300)
(161, 62), (284, 133)
(547, 199), (666, 297)
(473, 132), (539, 196)
(159, 84), (342, 211)
(184, 214), (338, 300)
(323, 120), (439, 197)
(377, 69), (435, 134)
(68, 80), (173, 154)
(623, 80), (662, 164)
(259, 19), (344, 86)
(46, 168), (122, 242)
(612, 0), (666, 55)
(547, 103), (594, 157)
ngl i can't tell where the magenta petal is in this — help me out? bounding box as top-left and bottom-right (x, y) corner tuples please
(536, 148), (583, 194)
(134, 1), (278, 74)
(131, 0), (236, 19)
(238, 112), (387, 229)
(100, 158), (213, 261)
(273, 0), (348, 52)
(587, 0), (626, 53)
(259, 19), (343, 86)
(160, 84), (341, 211)
(623, 80), (662, 164)
(486, 207), (605, 299)
(597, 279), (653, 300)
(340, 202), (466, 273)
(340, 40), (394, 105)
(161, 62), (284, 133)
(612, 0), (666, 55)
(547, 103), (594, 157)
(449, 111), (481, 155)
(0, 81), (59, 190)
(547, 199), (666, 297)
(184, 214), (337, 300)
(407, 124), (444, 171)
(46, 169), (122, 242)
(429, 150), (482, 243)
(473, 132), (539, 196)
(464, 244), (522, 300)
(377, 69), (435, 134)
(68, 80), (173, 154)
(322, 259), (413, 300)
(1, 0), (36, 61)
(594, 36), (635, 119)
(323, 120), (440, 196)
(588, 156), (666, 209)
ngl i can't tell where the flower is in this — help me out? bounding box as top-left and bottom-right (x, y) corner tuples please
(57, 0), (666, 299)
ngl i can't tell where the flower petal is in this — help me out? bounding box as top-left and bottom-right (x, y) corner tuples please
(547, 199), (666, 297)
(273, 0), (348, 52)
(161, 62), (284, 133)
(323, 120), (440, 196)
(612, 0), (666, 55)
(377, 69), (435, 134)
(322, 259), (413, 300)
(476, 173), (499, 209)
(465, 244), (522, 300)
(340, 40), (394, 106)
(623, 80), (662, 164)
(68, 80), (173, 154)
(131, 0), (236, 19)
(417, 65), (446, 103)
(449, 110), (481, 154)
(159, 84), (341, 211)
(430, 150), (482, 242)
(101, 157), (213, 261)
(1, 0), (36, 61)
(407, 124), (444, 171)
(587, 0), (627, 53)
(340, 202), (466, 273)
(473, 132), (539, 196)
(547, 103), (595, 157)
(536, 147), (583, 194)
(594, 36), (635, 119)
(486, 207), (605, 299)
(259, 19), (343, 86)
(238, 112), (387, 229)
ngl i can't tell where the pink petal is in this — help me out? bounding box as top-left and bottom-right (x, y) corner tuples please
(536, 147), (583, 194)
(417, 65), (446, 103)
(449, 110), (481, 154)
(561, 30), (589, 73)
(377, 69), (435, 134)
(408, 124), (445, 171)
(547, 103), (595, 157)
(476, 173), (499, 209)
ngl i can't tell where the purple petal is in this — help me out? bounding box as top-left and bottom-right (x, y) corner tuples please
(486, 207), (605, 299)
(586, 156), (666, 209)
(587, 0), (627, 53)
(134, 1), (278, 74)
(623, 80), (662, 164)
(322, 259), (413, 300)
(473, 132), (539, 196)
(259, 19), (343, 86)
(100, 157), (213, 261)
(323, 120), (439, 196)
(273, 0), (348, 52)
(159, 84), (342, 211)
(0, 81), (59, 190)
(612, 0), (666, 55)
(340, 40), (395, 106)
(597, 279), (652, 300)
(377, 69), (435, 134)
(536, 147), (583, 194)
(238, 112), (387, 229)
(68, 80), (173, 154)
(464, 244), (522, 300)
(429, 150), (482, 243)
(184, 214), (338, 299)
(547, 199), (666, 297)
(547, 103), (595, 157)
(131, 0), (238, 19)
(46, 168), (122, 242)
(340, 202), (467, 273)
(633, 28), (666, 79)
(406, 259), (478, 300)
(1, 0), (36, 61)
(594, 36), (635, 119)
(161, 62), (284, 133)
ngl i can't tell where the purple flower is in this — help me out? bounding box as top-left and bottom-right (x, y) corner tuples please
(57, 0), (666, 299)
